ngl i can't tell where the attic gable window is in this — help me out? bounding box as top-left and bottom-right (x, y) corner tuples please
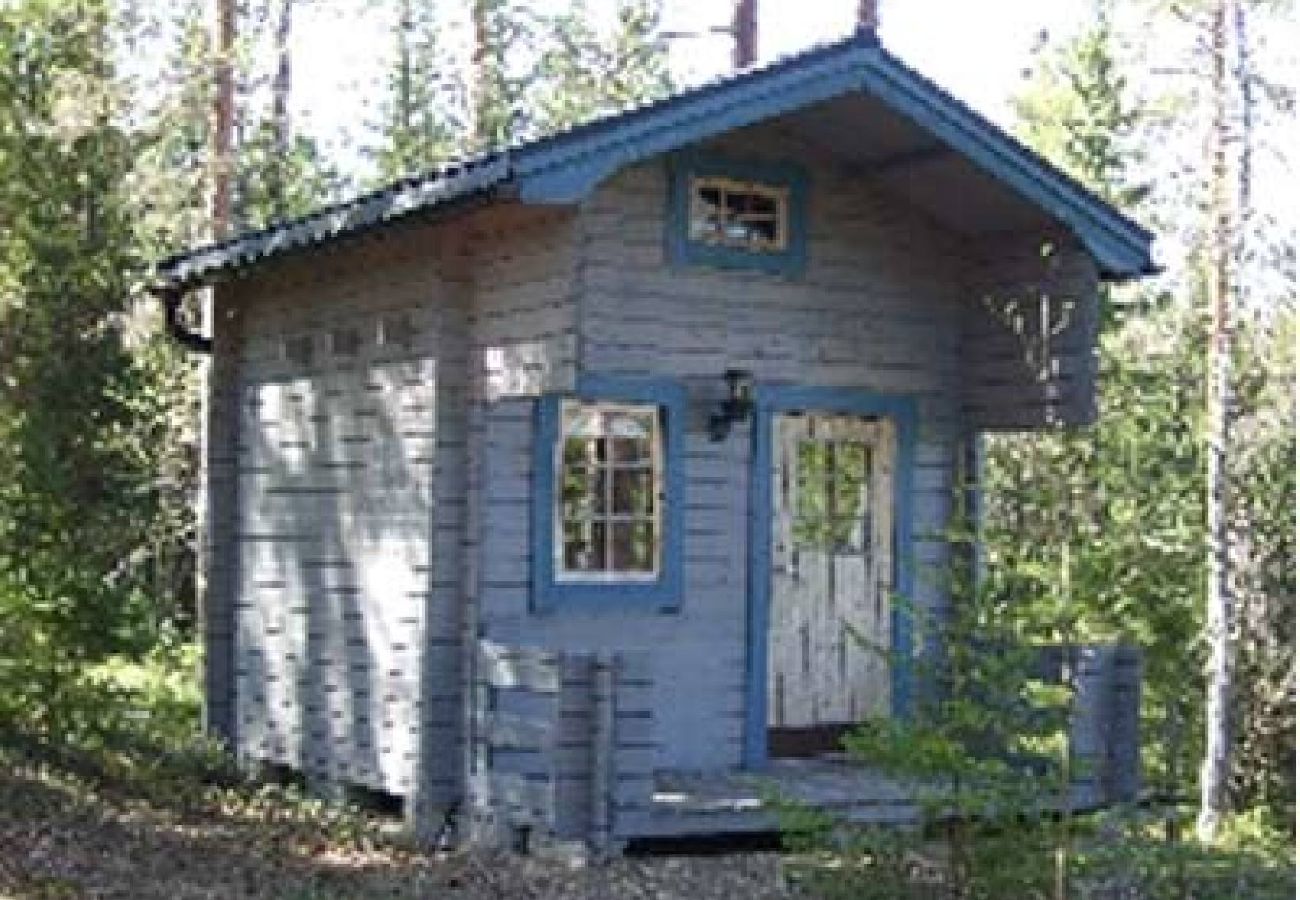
(533, 377), (685, 612)
(690, 178), (789, 252)
(668, 154), (807, 276)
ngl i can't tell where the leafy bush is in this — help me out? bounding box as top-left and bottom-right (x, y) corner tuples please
(0, 638), (238, 800)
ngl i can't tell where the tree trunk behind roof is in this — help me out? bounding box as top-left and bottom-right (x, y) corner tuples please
(732, 0), (757, 69)
(857, 0), (879, 31)
(270, 0), (294, 214)
(396, 0), (413, 140)
(212, 0), (236, 238)
(471, 0), (489, 148)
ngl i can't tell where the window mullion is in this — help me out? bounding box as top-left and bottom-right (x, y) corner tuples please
(603, 456), (614, 572)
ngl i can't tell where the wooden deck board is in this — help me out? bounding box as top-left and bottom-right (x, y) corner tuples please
(642, 757), (1108, 837)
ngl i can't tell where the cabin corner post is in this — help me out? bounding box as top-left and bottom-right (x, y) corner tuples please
(201, 287), (241, 748)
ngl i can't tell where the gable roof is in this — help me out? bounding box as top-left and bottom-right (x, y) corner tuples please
(158, 29), (1155, 287)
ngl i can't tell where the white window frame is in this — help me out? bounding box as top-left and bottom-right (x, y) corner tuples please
(553, 399), (664, 583)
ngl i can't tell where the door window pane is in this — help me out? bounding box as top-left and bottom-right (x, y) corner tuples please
(794, 439), (873, 553)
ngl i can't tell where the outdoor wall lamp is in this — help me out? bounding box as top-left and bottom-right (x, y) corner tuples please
(708, 368), (755, 442)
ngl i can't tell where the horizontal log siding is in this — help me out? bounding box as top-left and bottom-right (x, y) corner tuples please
(216, 228), (470, 817)
(961, 232), (1101, 430)
(539, 128), (966, 784)
(463, 210), (582, 838)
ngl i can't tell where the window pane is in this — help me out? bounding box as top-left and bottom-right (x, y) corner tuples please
(559, 467), (608, 517)
(608, 436), (650, 465)
(560, 471), (583, 518)
(609, 522), (656, 572)
(610, 469), (654, 515)
(748, 193), (777, 218)
(691, 186), (723, 241)
(563, 405), (604, 438)
(831, 447), (868, 525)
(562, 436), (589, 467)
(837, 442), (867, 478)
(555, 399), (663, 579)
(564, 521), (606, 572)
(793, 439), (872, 553)
(592, 468), (609, 515)
(604, 410), (653, 440)
(689, 177), (788, 253)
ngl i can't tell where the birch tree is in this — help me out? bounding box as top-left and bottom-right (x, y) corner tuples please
(1197, 0), (1239, 844)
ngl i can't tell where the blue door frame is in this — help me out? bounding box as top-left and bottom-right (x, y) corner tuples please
(743, 384), (919, 768)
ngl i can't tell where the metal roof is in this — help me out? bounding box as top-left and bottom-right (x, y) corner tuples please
(158, 29), (1155, 286)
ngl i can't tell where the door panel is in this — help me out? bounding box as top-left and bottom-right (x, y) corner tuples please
(768, 412), (894, 754)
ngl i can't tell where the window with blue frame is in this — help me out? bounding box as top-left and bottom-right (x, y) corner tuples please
(532, 377), (685, 612)
(557, 399), (661, 580)
(667, 154), (808, 276)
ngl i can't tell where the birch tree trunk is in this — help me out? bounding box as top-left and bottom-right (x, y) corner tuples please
(1197, 0), (1237, 845)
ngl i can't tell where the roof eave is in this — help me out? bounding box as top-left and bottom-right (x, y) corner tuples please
(157, 155), (514, 287)
(155, 30), (1157, 286)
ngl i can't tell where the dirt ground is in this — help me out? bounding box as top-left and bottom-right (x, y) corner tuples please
(0, 763), (800, 900)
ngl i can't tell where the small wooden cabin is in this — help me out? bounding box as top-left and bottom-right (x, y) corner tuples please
(159, 32), (1153, 853)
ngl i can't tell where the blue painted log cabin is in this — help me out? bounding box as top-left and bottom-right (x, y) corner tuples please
(157, 29), (1154, 853)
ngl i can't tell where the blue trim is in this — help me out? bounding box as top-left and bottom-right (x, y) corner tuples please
(855, 54), (1152, 279)
(515, 45), (866, 207)
(664, 153), (808, 277)
(513, 36), (1151, 279)
(531, 375), (686, 614)
(744, 384), (919, 768)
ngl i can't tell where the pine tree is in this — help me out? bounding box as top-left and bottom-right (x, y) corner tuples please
(533, 0), (671, 131)
(997, 1), (1210, 830)
(373, 0), (458, 180)
(470, 0), (533, 150)
(1197, 0), (1239, 844)
(0, 0), (190, 726)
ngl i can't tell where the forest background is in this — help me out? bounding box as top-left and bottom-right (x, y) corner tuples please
(0, 0), (1293, 892)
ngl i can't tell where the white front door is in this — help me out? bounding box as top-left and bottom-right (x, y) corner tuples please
(767, 412), (894, 756)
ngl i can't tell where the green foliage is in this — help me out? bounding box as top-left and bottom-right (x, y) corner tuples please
(0, 0), (195, 736)
(1075, 808), (1295, 900)
(1012, 1), (1149, 333)
(814, 516), (1083, 897)
(468, 0), (535, 150)
(1004, 6), (1295, 835)
(237, 120), (346, 226)
(1225, 312), (1295, 830)
(371, 0), (460, 181)
(986, 310), (1210, 802)
(1014, 11), (1148, 211)
(531, 0), (672, 132)
(371, 0), (672, 175)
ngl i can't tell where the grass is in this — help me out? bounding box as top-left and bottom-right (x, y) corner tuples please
(780, 805), (1295, 900)
(0, 643), (459, 900)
